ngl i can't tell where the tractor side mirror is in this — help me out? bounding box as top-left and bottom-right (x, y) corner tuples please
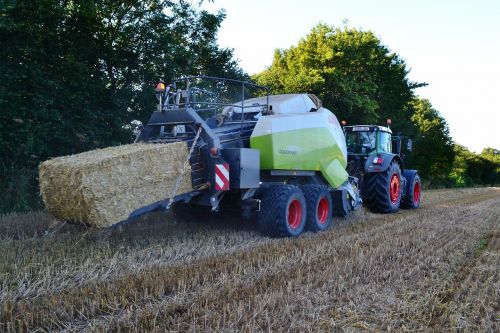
(407, 139), (413, 152)
(392, 138), (402, 155)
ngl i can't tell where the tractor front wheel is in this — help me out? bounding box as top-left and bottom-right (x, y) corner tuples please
(363, 161), (402, 213)
(258, 185), (306, 237)
(401, 170), (422, 209)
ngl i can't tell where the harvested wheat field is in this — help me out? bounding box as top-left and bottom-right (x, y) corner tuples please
(0, 187), (499, 332)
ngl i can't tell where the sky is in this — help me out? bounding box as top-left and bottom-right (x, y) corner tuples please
(202, 0), (500, 153)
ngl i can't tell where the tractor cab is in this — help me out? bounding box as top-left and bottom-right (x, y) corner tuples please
(343, 125), (393, 179)
(344, 125), (393, 156)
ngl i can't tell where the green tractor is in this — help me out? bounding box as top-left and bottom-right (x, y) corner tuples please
(343, 121), (421, 213)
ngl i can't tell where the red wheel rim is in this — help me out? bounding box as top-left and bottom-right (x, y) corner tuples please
(389, 173), (400, 204)
(287, 198), (303, 229)
(413, 181), (421, 205)
(317, 197), (329, 224)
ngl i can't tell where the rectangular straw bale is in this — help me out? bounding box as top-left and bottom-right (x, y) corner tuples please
(39, 142), (193, 228)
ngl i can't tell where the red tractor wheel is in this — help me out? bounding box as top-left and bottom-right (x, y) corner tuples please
(389, 173), (400, 204)
(363, 161), (402, 213)
(401, 170), (422, 209)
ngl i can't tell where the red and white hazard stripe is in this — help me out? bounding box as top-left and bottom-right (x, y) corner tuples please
(215, 163), (230, 191)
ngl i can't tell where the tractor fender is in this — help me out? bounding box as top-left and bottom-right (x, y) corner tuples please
(364, 153), (404, 174)
(401, 169), (418, 181)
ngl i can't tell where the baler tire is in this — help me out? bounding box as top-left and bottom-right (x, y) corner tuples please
(363, 161), (402, 213)
(401, 170), (422, 209)
(258, 185), (306, 237)
(302, 185), (333, 232)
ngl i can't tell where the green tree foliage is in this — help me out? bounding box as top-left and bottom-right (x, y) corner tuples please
(480, 148), (500, 185)
(0, 0), (244, 213)
(448, 145), (469, 187)
(254, 24), (424, 135)
(406, 98), (454, 185)
(450, 145), (500, 187)
(253, 24), (464, 185)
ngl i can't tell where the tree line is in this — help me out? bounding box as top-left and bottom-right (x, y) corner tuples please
(253, 24), (499, 188)
(0, 0), (245, 212)
(0, 1), (498, 213)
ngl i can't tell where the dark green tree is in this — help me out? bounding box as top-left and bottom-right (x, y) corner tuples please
(254, 23), (424, 134)
(481, 148), (499, 156)
(407, 98), (454, 185)
(0, 0), (244, 213)
(450, 146), (500, 186)
(479, 148), (500, 185)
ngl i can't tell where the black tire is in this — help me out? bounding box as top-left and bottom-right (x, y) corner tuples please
(171, 202), (210, 223)
(258, 185), (306, 237)
(401, 170), (422, 209)
(302, 185), (333, 232)
(363, 161), (402, 213)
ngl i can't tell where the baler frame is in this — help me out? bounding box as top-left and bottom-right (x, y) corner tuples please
(130, 77), (269, 217)
(122, 77), (361, 237)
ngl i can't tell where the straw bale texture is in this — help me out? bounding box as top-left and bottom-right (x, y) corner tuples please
(39, 142), (192, 228)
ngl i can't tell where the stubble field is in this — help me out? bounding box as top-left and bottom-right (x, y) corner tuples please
(0, 187), (499, 332)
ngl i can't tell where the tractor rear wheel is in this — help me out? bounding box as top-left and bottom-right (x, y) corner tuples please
(401, 170), (421, 209)
(258, 185), (306, 237)
(363, 161), (402, 213)
(302, 185), (332, 232)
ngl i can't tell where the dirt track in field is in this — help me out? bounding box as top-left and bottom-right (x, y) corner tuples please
(0, 187), (499, 332)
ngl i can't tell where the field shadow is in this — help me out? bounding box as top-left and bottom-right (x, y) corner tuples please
(112, 209), (259, 237)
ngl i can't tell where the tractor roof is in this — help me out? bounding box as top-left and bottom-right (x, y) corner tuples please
(343, 125), (392, 134)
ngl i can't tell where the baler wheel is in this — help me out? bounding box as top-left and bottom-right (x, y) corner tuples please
(258, 185), (306, 237)
(363, 161), (402, 213)
(302, 185), (333, 232)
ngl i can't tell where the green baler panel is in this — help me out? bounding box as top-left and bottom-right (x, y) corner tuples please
(250, 109), (348, 188)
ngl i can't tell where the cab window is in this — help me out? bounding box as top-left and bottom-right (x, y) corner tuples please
(346, 131), (376, 154)
(379, 132), (392, 152)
